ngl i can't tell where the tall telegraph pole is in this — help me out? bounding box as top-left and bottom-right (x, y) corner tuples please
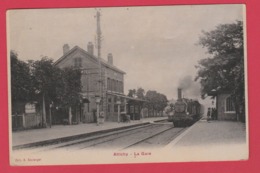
(95, 10), (102, 124)
(96, 10), (102, 60)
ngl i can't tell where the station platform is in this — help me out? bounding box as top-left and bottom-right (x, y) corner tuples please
(12, 117), (168, 147)
(165, 119), (248, 161)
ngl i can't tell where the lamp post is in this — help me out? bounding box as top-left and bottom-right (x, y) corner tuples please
(49, 102), (53, 128)
(79, 98), (83, 123)
(124, 98), (127, 113)
(95, 96), (101, 125)
(116, 98), (121, 123)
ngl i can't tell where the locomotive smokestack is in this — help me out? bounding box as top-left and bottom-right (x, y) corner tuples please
(178, 88), (182, 100)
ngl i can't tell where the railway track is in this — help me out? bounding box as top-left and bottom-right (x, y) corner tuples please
(14, 122), (187, 153)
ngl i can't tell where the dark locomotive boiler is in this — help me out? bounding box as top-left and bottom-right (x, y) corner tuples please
(171, 88), (202, 127)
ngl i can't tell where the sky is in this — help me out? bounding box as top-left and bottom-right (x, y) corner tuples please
(7, 4), (245, 108)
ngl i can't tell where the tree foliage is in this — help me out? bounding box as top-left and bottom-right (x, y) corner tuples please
(10, 53), (82, 126)
(127, 87), (168, 115)
(54, 67), (82, 125)
(57, 67), (82, 107)
(127, 89), (136, 97)
(136, 88), (145, 100)
(29, 57), (60, 126)
(11, 51), (34, 103)
(145, 90), (168, 114)
(30, 57), (59, 101)
(195, 21), (245, 120)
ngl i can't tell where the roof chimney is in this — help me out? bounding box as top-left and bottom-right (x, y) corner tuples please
(107, 53), (113, 65)
(63, 44), (70, 55)
(87, 42), (94, 55)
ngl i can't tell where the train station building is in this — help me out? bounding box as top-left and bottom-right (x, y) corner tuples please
(54, 43), (146, 124)
(209, 90), (239, 121)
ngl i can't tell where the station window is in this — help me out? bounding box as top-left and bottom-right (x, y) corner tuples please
(121, 82), (124, 93)
(114, 80), (117, 92)
(74, 57), (82, 68)
(114, 104), (118, 112)
(120, 105), (125, 112)
(130, 106), (134, 114)
(107, 104), (111, 112)
(112, 79), (115, 92)
(118, 81), (122, 93)
(107, 78), (111, 91)
(126, 105), (129, 114)
(87, 103), (90, 112)
(225, 96), (235, 113)
(135, 106), (139, 113)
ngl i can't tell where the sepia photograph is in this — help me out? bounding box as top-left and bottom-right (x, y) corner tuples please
(7, 4), (248, 165)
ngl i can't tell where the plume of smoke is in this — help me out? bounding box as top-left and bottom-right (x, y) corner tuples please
(178, 75), (201, 99)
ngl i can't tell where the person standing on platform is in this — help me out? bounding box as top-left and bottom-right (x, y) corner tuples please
(207, 107), (211, 122)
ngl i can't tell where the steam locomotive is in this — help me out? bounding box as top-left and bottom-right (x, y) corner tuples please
(166, 88), (203, 127)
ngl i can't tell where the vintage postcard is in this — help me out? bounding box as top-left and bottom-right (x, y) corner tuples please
(7, 4), (248, 166)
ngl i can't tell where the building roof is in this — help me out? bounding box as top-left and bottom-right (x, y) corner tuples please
(54, 46), (126, 74)
(208, 88), (232, 96)
(107, 91), (148, 102)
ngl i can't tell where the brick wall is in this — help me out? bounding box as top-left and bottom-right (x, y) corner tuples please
(217, 93), (237, 121)
(56, 47), (125, 123)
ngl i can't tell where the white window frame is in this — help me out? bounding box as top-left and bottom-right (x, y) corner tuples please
(225, 95), (236, 113)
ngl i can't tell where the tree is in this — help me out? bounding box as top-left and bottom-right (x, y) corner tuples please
(10, 52), (82, 126)
(136, 87), (145, 99)
(127, 89), (136, 98)
(195, 21), (245, 121)
(57, 67), (82, 124)
(11, 51), (31, 102)
(145, 90), (168, 116)
(10, 51), (34, 113)
(30, 57), (59, 127)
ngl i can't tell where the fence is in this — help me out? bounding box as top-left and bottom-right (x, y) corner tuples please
(24, 114), (42, 128)
(12, 115), (23, 130)
(12, 113), (42, 131)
